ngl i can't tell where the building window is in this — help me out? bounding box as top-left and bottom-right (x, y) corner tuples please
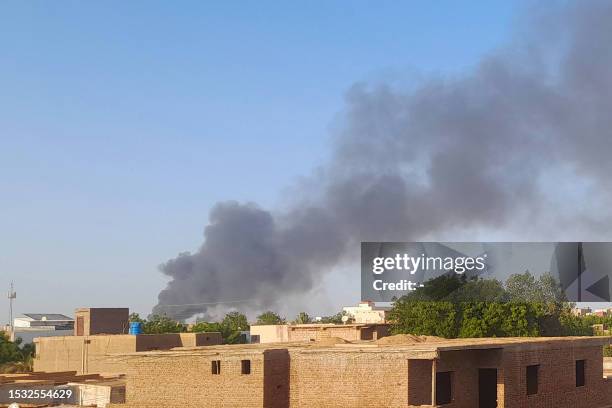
(526, 365), (539, 395)
(241, 359), (251, 375)
(251, 335), (260, 344)
(436, 371), (452, 405)
(576, 360), (586, 387)
(211, 360), (221, 375)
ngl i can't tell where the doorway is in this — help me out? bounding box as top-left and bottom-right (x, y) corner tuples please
(478, 368), (497, 408)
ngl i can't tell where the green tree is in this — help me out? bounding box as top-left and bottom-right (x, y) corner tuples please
(129, 313), (145, 323)
(505, 272), (566, 304)
(293, 312), (312, 324)
(0, 332), (34, 373)
(451, 279), (508, 302)
(221, 312), (249, 344)
(389, 299), (458, 338)
(0, 332), (22, 364)
(319, 312), (350, 324)
(190, 321), (224, 333)
(458, 302), (542, 338)
(389, 271), (579, 339)
(412, 273), (468, 301)
(142, 314), (186, 334)
(255, 311), (285, 325)
(222, 311), (249, 332)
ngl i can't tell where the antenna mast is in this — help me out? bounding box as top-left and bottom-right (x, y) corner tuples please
(8, 282), (16, 332)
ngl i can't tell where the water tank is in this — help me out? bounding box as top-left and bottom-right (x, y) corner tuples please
(129, 321), (143, 335)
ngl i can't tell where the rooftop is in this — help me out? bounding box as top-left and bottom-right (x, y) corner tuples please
(288, 323), (388, 328)
(109, 335), (612, 359)
(20, 313), (73, 321)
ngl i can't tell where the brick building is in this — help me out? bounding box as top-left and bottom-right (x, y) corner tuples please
(74, 308), (129, 336)
(108, 336), (612, 408)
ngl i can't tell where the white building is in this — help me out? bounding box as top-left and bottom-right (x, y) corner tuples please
(571, 307), (592, 316)
(342, 301), (390, 324)
(14, 313), (74, 328)
(9, 313), (74, 343)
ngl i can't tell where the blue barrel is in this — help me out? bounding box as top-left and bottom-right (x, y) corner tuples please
(129, 322), (143, 335)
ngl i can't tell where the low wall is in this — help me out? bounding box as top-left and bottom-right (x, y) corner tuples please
(604, 357), (612, 372)
(34, 333), (222, 374)
(251, 324), (390, 343)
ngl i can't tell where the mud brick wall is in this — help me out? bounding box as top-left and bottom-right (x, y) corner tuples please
(181, 331), (223, 347)
(34, 333), (222, 374)
(263, 349), (290, 408)
(34, 335), (137, 374)
(122, 352), (266, 407)
(433, 349), (503, 408)
(288, 326), (362, 342)
(407, 359), (433, 405)
(500, 344), (610, 408)
(89, 309), (129, 335)
(288, 349), (413, 408)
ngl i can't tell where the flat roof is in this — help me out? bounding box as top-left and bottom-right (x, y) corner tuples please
(252, 323), (388, 329)
(75, 307), (128, 312)
(21, 313), (73, 321)
(109, 336), (612, 359)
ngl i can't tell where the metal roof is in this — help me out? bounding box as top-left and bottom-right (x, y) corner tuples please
(21, 313), (73, 321)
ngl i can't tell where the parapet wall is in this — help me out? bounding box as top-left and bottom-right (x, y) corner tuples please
(499, 343), (609, 408)
(252, 324), (390, 343)
(34, 332), (222, 374)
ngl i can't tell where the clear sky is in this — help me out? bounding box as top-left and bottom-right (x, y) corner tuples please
(0, 1), (523, 323)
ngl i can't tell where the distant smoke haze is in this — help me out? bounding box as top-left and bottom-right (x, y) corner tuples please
(154, 1), (612, 320)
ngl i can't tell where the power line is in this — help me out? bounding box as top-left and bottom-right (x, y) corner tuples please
(155, 299), (257, 308)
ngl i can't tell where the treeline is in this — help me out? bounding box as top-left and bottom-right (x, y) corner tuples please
(129, 312), (250, 344)
(389, 271), (601, 339)
(134, 271), (607, 348)
(129, 310), (349, 344)
(0, 332), (34, 373)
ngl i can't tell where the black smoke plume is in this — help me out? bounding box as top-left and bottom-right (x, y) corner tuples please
(154, 1), (612, 320)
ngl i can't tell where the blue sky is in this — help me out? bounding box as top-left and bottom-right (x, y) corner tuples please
(0, 1), (523, 322)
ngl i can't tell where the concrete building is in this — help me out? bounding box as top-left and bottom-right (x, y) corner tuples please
(342, 300), (391, 323)
(14, 313), (73, 329)
(250, 323), (390, 344)
(5, 313), (74, 343)
(108, 336), (612, 408)
(572, 307), (593, 316)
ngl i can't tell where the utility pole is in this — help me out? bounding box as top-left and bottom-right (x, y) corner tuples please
(577, 243), (583, 302)
(8, 281), (16, 333)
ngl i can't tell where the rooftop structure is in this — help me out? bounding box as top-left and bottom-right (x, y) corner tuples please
(74, 308), (129, 336)
(250, 322), (389, 344)
(342, 300), (391, 323)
